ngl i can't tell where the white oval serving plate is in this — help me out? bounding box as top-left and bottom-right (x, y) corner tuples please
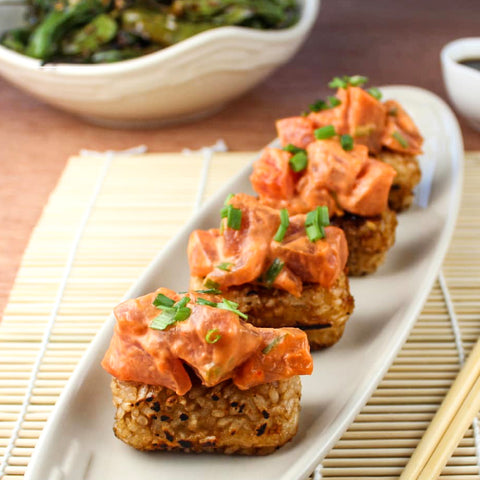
(24, 86), (463, 480)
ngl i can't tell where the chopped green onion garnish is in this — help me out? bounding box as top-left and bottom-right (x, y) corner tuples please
(262, 334), (287, 354)
(306, 223), (323, 242)
(280, 208), (289, 225)
(367, 87), (382, 100)
(197, 297), (218, 307)
(204, 279), (220, 290)
(319, 206), (330, 225)
(283, 143), (304, 154)
(195, 288), (222, 295)
(226, 206), (242, 230)
(217, 298), (248, 319)
(216, 262), (233, 271)
(340, 134), (354, 151)
(308, 96), (341, 112)
(273, 225), (288, 243)
(309, 99), (327, 112)
(305, 207), (317, 226)
(175, 296), (190, 309)
(349, 75), (368, 86)
(289, 151), (308, 172)
(392, 131), (409, 148)
(220, 193), (234, 218)
(315, 125), (336, 140)
(174, 306), (192, 322)
(150, 310), (178, 331)
(150, 295), (192, 330)
(328, 75), (368, 89)
(152, 293), (175, 308)
(327, 96), (341, 107)
(328, 76), (348, 89)
(264, 258), (284, 285)
(205, 328), (221, 344)
(197, 296), (248, 320)
(305, 206), (329, 242)
(274, 209), (290, 242)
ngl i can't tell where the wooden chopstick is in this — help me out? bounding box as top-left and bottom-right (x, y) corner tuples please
(400, 336), (480, 480)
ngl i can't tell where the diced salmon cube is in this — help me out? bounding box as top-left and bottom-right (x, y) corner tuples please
(305, 140), (369, 194)
(347, 86), (387, 154)
(337, 158), (397, 216)
(187, 229), (222, 277)
(276, 116), (315, 149)
(382, 100), (423, 155)
(250, 147), (297, 201)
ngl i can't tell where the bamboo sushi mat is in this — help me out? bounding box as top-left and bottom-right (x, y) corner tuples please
(0, 149), (479, 480)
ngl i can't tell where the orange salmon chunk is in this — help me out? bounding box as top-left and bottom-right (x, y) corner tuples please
(337, 159), (397, 217)
(305, 140), (369, 194)
(250, 148), (297, 201)
(276, 116), (315, 149)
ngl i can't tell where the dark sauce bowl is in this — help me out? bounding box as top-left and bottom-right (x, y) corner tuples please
(441, 37), (480, 131)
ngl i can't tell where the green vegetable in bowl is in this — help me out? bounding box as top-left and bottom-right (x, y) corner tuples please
(1, 0), (299, 64)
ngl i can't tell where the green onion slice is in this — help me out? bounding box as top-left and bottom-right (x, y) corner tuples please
(392, 131), (409, 148)
(174, 306), (191, 322)
(216, 262), (233, 271)
(328, 76), (348, 89)
(309, 99), (328, 112)
(274, 209), (290, 242)
(305, 206), (329, 242)
(318, 205), (330, 225)
(328, 75), (368, 89)
(273, 225), (288, 243)
(340, 134), (354, 151)
(197, 297), (218, 308)
(216, 298), (248, 319)
(195, 288), (222, 295)
(264, 258), (284, 285)
(327, 96), (341, 107)
(283, 143), (304, 154)
(348, 75), (368, 86)
(262, 334), (287, 355)
(152, 293), (175, 308)
(204, 279), (220, 290)
(197, 296), (248, 320)
(205, 328), (221, 344)
(220, 193), (234, 218)
(226, 206), (242, 230)
(289, 151), (308, 172)
(150, 296), (192, 330)
(314, 125), (336, 140)
(175, 296), (190, 309)
(367, 87), (382, 100)
(150, 311), (177, 331)
(306, 223), (323, 242)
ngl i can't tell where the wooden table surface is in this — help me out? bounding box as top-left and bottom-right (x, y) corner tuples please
(1, 0), (479, 317)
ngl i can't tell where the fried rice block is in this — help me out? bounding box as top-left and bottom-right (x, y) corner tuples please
(378, 150), (421, 212)
(111, 376), (301, 455)
(191, 272), (354, 350)
(332, 209), (397, 276)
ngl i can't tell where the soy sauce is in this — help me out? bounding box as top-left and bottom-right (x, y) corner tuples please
(458, 58), (480, 71)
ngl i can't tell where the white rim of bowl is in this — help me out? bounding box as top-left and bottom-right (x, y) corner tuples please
(0, 0), (320, 76)
(441, 37), (480, 77)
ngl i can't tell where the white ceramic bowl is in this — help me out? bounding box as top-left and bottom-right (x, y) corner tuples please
(0, 0), (319, 127)
(441, 37), (480, 131)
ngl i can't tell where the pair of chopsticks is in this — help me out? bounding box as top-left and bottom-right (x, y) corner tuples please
(400, 336), (480, 480)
